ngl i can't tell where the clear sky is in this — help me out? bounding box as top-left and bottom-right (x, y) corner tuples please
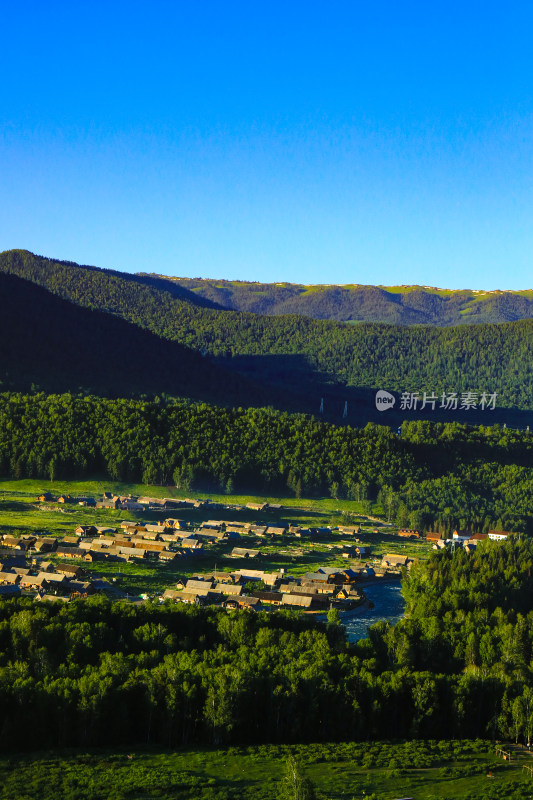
(1, 1), (533, 288)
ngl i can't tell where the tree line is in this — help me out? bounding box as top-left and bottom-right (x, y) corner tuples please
(1, 540), (533, 749)
(1, 394), (533, 534)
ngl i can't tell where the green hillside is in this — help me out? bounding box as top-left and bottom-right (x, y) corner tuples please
(1, 250), (533, 413)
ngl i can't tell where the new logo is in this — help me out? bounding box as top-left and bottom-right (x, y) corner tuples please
(375, 390), (396, 411)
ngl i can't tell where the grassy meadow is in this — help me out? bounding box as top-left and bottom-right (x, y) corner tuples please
(0, 740), (531, 800)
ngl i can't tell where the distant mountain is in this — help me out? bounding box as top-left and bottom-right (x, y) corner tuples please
(156, 276), (533, 326)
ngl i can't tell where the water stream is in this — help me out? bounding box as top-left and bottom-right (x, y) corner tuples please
(340, 580), (405, 642)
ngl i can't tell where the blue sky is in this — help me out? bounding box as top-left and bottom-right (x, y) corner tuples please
(1, 1), (532, 288)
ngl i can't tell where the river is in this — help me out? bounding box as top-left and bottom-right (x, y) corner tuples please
(340, 580), (405, 642)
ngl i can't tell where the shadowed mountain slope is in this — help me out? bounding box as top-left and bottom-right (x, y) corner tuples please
(2, 251), (533, 413)
(0, 272), (250, 402)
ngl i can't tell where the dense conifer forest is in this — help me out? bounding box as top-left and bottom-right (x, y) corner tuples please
(0, 394), (532, 534)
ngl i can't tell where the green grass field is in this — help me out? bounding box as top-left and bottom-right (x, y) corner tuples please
(0, 740), (531, 800)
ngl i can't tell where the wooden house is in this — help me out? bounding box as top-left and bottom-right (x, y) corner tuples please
(3, 536), (30, 550)
(337, 525), (361, 535)
(67, 581), (95, 596)
(335, 586), (361, 601)
(281, 593), (313, 609)
(186, 578), (214, 591)
(381, 554), (409, 569)
(33, 538), (57, 553)
(0, 572), (21, 585)
(61, 535), (81, 546)
(55, 546), (86, 559)
(214, 582), (243, 596)
(158, 551), (180, 562)
(75, 525), (98, 537)
(173, 590), (208, 605)
(56, 563), (83, 578)
(249, 525), (268, 537)
(19, 574), (47, 589)
(250, 590), (282, 605)
(120, 500), (144, 511)
(181, 538), (202, 549)
(162, 589), (182, 602)
(38, 572), (68, 586)
(35, 594), (68, 603)
(231, 547), (261, 559)
(266, 526), (288, 536)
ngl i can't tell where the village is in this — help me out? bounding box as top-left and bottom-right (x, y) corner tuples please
(0, 490), (514, 610)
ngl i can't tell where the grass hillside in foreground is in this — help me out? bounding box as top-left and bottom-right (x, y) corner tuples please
(0, 740), (528, 800)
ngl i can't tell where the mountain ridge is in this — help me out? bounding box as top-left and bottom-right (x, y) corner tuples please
(149, 274), (533, 325)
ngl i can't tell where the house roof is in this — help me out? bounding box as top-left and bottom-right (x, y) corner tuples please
(231, 548), (261, 557)
(0, 572), (20, 583)
(20, 574), (46, 586)
(162, 589), (182, 600)
(251, 590), (282, 602)
(38, 572), (67, 583)
(35, 594), (68, 603)
(56, 547), (85, 558)
(68, 581), (94, 593)
(382, 554), (408, 566)
(173, 591), (207, 604)
(281, 593), (313, 607)
(303, 572), (330, 582)
(186, 578), (214, 591)
(215, 582), (242, 595)
(56, 563), (82, 573)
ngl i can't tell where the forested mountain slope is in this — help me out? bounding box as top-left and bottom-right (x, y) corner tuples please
(0, 272), (255, 404)
(159, 275), (533, 325)
(2, 250), (533, 411)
